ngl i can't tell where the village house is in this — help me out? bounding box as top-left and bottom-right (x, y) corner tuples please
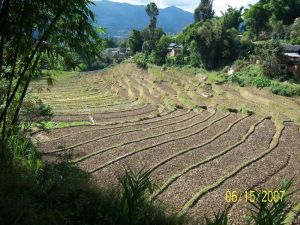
(167, 43), (183, 57)
(102, 47), (130, 59)
(281, 44), (300, 78)
(102, 48), (120, 58)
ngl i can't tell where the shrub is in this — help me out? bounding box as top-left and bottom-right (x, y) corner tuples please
(119, 169), (155, 225)
(204, 212), (228, 225)
(20, 96), (53, 130)
(271, 84), (300, 96)
(239, 107), (254, 115)
(227, 73), (249, 87)
(227, 64), (265, 87)
(7, 133), (43, 175)
(134, 53), (148, 69)
(166, 55), (186, 67)
(253, 76), (272, 88)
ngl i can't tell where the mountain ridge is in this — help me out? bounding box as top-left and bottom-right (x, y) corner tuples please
(90, 0), (194, 38)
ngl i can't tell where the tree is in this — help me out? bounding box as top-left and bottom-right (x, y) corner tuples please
(128, 30), (143, 54)
(222, 6), (243, 30)
(194, 0), (214, 23)
(146, 2), (159, 31)
(0, 0), (103, 157)
(270, 0), (300, 25)
(151, 35), (170, 65)
(179, 19), (240, 69)
(243, 2), (272, 40)
(105, 38), (118, 48)
(289, 17), (300, 44)
(145, 2), (159, 51)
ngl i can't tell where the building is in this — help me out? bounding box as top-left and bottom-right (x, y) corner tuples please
(281, 44), (300, 78)
(102, 48), (121, 58)
(102, 47), (130, 59)
(167, 43), (183, 57)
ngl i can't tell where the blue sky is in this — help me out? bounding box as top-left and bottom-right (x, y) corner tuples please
(100, 0), (259, 14)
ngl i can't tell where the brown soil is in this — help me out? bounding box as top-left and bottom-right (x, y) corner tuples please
(52, 104), (157, 122)
(77, 111), (218, 171)
(157, 119), (275, 209)
(150, 116), (257, 184)
(34, 109), (183, 141)
(32, 109), (181, 141)
(62, 111), (212, 161)
(39, 110), (196, 151)
(187, 122), (300, 224)
(90, 113), (246, 187)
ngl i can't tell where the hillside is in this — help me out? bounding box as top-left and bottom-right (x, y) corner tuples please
(90, 0), (193, 38)
(30, 63), (300, 224)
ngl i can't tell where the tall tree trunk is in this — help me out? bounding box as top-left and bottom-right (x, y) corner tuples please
(0, 36), (5, 78)
(0, 73), (13, 158)
(0, 47), (19, 158)
(0, 0), (10, 33)
(12, 55), (40, 126)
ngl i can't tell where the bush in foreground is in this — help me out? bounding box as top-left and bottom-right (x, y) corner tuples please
(0, 132), (184, 225)
(134, 53), (148, 69)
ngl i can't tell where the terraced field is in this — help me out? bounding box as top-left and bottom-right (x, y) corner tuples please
(30, 64), (300, 224)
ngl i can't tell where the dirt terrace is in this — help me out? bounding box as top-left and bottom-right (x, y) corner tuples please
(31, 64), (300, 224)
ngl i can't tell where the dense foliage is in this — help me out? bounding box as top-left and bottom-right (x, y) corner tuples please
(178, 17), (241, 69)
(244, 0), (300, 40)
(194, 0), (214, 22)
(0, 0), (104, 156)
(128, 0), (300, 82)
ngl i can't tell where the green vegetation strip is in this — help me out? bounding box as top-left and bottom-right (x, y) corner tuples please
(149, 115), (259, 200)
(32, 121), (92, 130)
(177, 121), (284, 217)
(284, 200), (300, 225)
(72, 112), (217, 163)
(48, 111), (197, 153)
(88, 112), (229, 173)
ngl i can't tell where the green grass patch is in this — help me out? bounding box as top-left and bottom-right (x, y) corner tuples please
(167, 65), (225, 83)
(270, 83), (300, 97)
(227, 64), (300, 97)
(148, 65), (166, 81)
(218, 105), (230, 113)
(32, 121), (92, 130)
(178, 94), (195, 108)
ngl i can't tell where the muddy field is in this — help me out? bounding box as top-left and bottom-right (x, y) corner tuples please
(30, 64), (300, 224)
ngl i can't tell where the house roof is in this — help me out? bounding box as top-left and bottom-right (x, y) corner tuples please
(282, 44), (300, 52)
(168, 43), (183, 50)
(104, 48), (120, 52)
(284, 52), (300, 58)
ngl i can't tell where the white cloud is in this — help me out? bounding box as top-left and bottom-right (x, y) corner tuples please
(101, 0), (259, 14)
